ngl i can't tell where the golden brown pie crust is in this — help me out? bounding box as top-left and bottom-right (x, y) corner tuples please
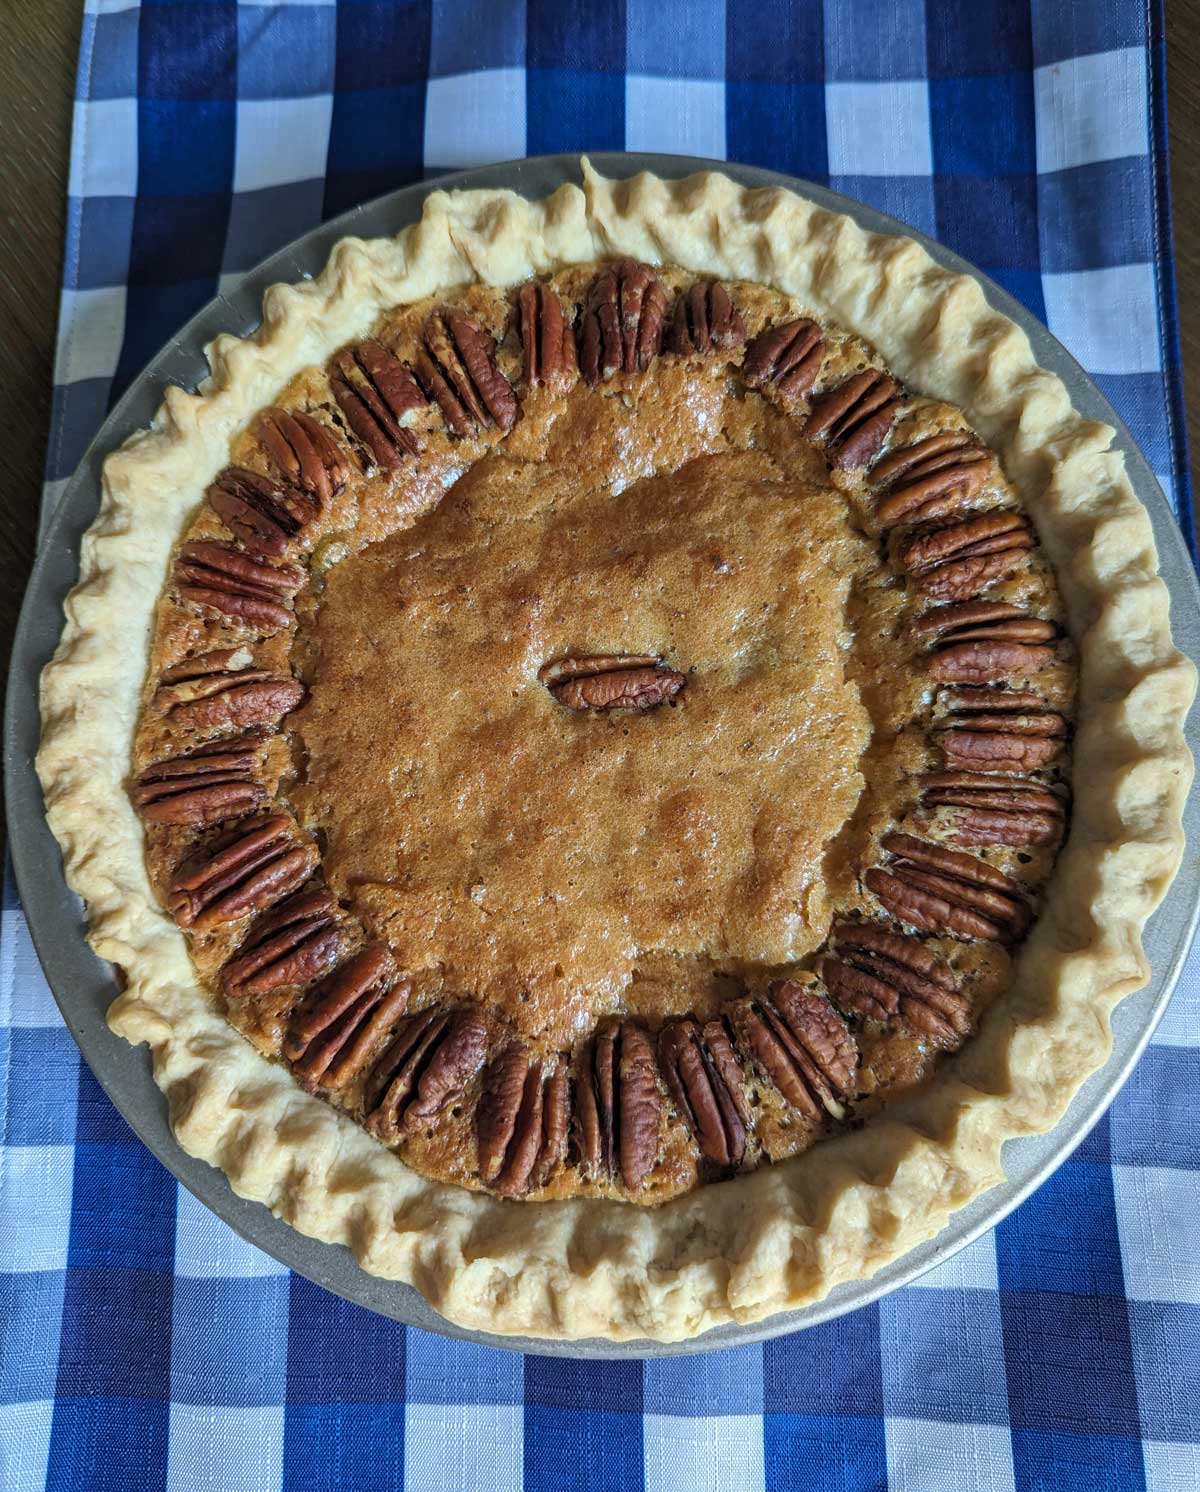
(37, 163), (1195, 1340)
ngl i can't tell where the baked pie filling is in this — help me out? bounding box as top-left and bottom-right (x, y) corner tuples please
(131, 263), (1076, 1205)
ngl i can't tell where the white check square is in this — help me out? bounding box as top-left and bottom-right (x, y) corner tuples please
(1149, 969), (1198, 1047)
(906, 1229), (999, 1292)
(167, 1404), (284, 1492)
(405, 1403), (522, 1492)
(1041, 264), (1161, 374)
(0, 905), (62, 1028)
(1035, 48), (1149, 174)
(0, 1402), (54, 1492)
(233, 96), (333, 193)
(626, 76), (727, 160)
(71, 97), (138, 197)
(886, 1417), (1016, 1492)
(0, 1146), (75, 1273)
(424, 70), (526, 171)
(1113, 1164), (1200, 1305)
(826, 81), (932, 177)
(54, 286), (127, 386)
(644, 1412), (765, 1492)
(173, 1183), (289, 1280)
(1143, 1439), (1200, 1492)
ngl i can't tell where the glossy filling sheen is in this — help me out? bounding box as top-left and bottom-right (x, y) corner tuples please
(292, 403), (887, 1048)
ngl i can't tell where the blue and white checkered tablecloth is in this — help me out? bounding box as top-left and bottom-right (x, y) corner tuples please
(3, 2), (1197, 1489)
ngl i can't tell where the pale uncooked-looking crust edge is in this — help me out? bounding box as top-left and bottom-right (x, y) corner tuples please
(36, 162), (1196, 1342)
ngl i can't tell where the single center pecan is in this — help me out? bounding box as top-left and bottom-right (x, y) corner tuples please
(476, 1043), (571, 1196)
(741, 317), (825, 400)
(364, 1005), (488, 1143)
(206, 467), (316, 562)
(331, 340), (426, 469)
(575, 1020), (662, 1191)
(131, 734), (266, 827)
(167, 812), (317, 931)
(912, 600), (1059, 685)
(221, 888), (344, 999)
(864, 831), (1030, 943)
(802, 370), (903, 469)
(730, 982), (857, 1122)
(899, 511), (1034, 601)
(824, 921), (970, 1048)
(258, 407), (350, 505)
(285, 945), (409, 1091)
(538, 654), (685, 712)
(665, 282), (746, 357)
(578, 259), (668, 386)
(152, 649), (304, 735)
(920, 768), (1067, 849)
(514, 281), (577, 394)
(414, 310), (517, 437)
(658, 1017), (750, 1168)
(936, 686), (1068, 773)
(870, 430), (991, 530)
(175, 540), (303, 633)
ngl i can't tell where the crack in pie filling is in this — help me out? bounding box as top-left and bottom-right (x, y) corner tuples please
(39, 166), (1193, 1340)
(131, 262), (1076, 1204)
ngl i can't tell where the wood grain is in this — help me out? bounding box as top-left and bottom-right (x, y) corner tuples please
(0, 1), (1196, 850)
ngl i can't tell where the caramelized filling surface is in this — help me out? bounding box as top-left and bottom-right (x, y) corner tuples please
(292, 382), (896, 1044)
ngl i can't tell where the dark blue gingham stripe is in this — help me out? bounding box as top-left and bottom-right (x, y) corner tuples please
(4, 2), (1196, 1489)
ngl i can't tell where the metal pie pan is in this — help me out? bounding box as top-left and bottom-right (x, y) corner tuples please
(7, 153), (1200, 1357)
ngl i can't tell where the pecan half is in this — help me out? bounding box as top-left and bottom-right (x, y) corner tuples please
(153, 650), (304, 735)
(937, 687), (1068, 774)
(515, 281), (577, 394)
(912, 599), (1057, 646)
(802, 370), (903, 469)
(175, 541), (302, 632)
(575, 1020), (662, 1191)
(658, 1017), (750, 1168)
(331, 340), (425, 468)
(899, 511), (1034, 601)
(921, 768), (1067, 848)
(538, 654), (685, 712)
(221, 888), (343, 999)
(741, 318), (824, 400)
(258, 407), (350, 505)
(365, 1006), (488, 1143)
(207, 467), (316, 561)
(871, 431), (991, 530)
(824, 922), (970, 1047)
(913, 601), (1059, 685)
(865, 831), (1030, 942)
(477, 1044), (571, 1196)
(478, 1042), (532, 1184)
(131, 735), (266, 826)
(732, 982), (857, 1121)
(167, 813), (317, 931)
(285, 945), (408, 1091)
(578, 259), (667, 386)
(536, 1068), (571, 1189)
(414, 310), (517, 437)
(665, 282), (746, 357)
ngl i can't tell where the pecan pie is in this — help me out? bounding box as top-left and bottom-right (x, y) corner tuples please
(38, 164), (1194, 1341)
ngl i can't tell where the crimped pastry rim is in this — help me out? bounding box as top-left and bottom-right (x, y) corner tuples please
(35, 160), (1196, 1342)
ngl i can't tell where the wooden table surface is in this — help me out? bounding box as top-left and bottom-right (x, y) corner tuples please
(2, 0), (1197, 845)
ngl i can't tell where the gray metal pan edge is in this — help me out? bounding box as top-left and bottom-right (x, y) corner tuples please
(6, 153), (1200, 1359)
